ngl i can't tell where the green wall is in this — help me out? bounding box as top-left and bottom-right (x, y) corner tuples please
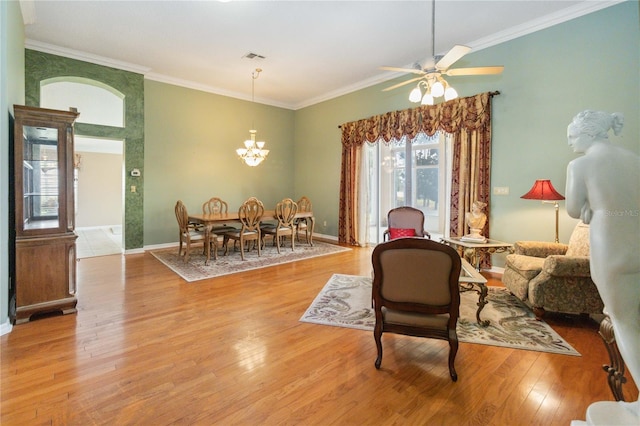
(294, 1), (639, 263)
(144, 80), (295, 245)
(24, 50), (144, 250)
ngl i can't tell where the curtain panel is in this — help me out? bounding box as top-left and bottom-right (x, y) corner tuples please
(339, 92), (496, 255)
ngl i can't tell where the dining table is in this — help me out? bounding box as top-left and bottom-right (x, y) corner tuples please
(188, 210), (315, 265)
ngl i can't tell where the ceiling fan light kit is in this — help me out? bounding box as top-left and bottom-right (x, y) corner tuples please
(380, 0), (503, 105)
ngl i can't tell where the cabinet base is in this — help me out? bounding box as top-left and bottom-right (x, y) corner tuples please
(14, 297), (78, 324)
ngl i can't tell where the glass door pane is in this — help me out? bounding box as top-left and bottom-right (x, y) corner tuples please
(22, 125), (60, 230)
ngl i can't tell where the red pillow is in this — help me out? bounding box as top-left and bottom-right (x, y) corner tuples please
(389, 228), (416, 239)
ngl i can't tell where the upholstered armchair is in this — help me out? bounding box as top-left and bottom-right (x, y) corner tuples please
(382, 206), (431, 241)
(502, 222), (603, 319)
(371, 238), (462, 381)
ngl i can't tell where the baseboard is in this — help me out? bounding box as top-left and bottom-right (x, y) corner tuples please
(0, 319), (13, 336)
(487, 266), (505, 274)
(142, 233), (338, 253)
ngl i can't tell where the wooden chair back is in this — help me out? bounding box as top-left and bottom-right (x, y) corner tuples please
(371, 237), (461, 380)
(297, 196), (312, 213)
(238, 198), (264, 233)
(384, 206), (431, 240)
(275, 198), (298, 228)
(175, 200), (190, 234)
(202, 197), (229, 215)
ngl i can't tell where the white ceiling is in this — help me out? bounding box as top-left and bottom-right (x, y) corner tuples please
(22, 0), (622, 110)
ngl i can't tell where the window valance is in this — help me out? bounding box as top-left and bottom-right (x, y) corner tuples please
(340, 92), (498, 146)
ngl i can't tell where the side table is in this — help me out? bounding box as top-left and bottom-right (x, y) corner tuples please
(459, 257), (490, 326)
(441, 237), (513, 271)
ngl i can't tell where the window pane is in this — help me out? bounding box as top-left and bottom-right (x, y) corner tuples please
(416, 168), (439, 211)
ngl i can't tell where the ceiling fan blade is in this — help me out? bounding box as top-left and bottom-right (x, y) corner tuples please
(435, 45), (471, 71)
(444, 66), (505, 76)
(382, 76), (424, 92)
(379, 66), (424, 75)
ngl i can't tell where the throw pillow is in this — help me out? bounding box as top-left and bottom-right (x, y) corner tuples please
(389, 228), (416, 239)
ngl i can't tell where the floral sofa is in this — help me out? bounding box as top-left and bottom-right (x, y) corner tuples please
(502, 222), (604, 319)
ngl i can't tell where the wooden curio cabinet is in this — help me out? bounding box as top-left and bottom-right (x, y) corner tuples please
(12, 105), (80, 324)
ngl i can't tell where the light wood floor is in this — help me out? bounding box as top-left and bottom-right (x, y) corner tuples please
(2, 245), (637, 425)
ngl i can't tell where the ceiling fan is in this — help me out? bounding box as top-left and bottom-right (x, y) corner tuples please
(380, 0), (504, 104)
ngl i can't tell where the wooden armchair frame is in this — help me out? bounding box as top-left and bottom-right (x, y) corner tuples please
(372, 238), (461, 381)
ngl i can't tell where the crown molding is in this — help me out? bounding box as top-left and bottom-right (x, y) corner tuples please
(468, 0), (626, 51)
(25, 39), (151, 75)
(144, 72), (293, 110)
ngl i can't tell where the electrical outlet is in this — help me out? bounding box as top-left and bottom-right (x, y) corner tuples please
(323, 221), (327, 227)
(493, 186), (509, 195)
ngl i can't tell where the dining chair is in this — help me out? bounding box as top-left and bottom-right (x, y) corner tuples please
(223, 197), (264, 260)
(371, 237), (462, 381)
(295, 196), (313, 244)
(202, 197), (238, 233)
(383, 206), (431, 241)
(261, 198), (298, 253)
(175, 200), (217, 263)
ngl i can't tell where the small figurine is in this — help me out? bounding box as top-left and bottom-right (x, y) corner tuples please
(461, 201), (487, 242)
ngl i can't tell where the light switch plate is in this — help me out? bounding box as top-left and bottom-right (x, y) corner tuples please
(493, 186), (509, 195)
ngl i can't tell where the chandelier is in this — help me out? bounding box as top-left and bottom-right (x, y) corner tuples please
(236, 68), (269, 167)
(237, 129), (268, 167)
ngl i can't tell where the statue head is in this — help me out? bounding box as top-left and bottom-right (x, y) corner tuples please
(472, 200), (487, 212)
(567, 110), (624, 153)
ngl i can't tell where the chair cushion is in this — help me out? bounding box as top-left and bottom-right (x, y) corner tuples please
(505, 254), (545, 280)
(389, 228), (416, 239)
(565, 222), (590, 257)
(383, 308), (449, 329)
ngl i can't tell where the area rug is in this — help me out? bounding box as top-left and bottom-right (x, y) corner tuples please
(299, 274), (580, 356)
(150, 241), (351, 282)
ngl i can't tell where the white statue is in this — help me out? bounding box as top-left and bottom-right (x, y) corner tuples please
(565, 110), (640, 425)
(461, 201), (487, 242)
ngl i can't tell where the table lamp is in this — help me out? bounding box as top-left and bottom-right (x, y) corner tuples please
(521, 179), (565, 243)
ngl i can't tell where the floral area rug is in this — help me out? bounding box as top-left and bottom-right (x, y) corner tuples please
(151, 241), (351, 282)
(300, 274), (580, 356)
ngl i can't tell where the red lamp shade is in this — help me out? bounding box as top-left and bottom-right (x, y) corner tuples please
(520, 179), (565, 201)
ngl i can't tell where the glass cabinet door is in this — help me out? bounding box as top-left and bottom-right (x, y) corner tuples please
(22, 125), (61, 230)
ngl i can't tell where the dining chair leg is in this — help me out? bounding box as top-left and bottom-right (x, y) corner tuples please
(210, 238), (218, 261)
(239, 238), (246, 261)
(275, 233), (281, 254)
(223, 236), (230, 256)
(184, 241), (191, 263)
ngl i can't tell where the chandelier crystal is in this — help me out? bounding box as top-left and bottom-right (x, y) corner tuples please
(236, 130), (269, 167)
(237, 68), (269, 166)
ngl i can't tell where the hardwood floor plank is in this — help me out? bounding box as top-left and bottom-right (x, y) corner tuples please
(2, 245), (637, 425)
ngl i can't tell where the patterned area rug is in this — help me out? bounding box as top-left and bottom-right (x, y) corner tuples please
(150, 241), (351, 282)
(300, 274), (580, 356)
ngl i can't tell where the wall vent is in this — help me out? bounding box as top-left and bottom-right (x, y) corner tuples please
(242, 52), (266, 60)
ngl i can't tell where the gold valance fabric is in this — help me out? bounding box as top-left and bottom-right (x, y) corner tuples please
(340, 92), (495, 147)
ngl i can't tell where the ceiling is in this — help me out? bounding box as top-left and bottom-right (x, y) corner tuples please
(21, 1), (621, 110)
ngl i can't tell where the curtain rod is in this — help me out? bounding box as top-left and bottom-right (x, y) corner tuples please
(337, 91), (501, 128)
